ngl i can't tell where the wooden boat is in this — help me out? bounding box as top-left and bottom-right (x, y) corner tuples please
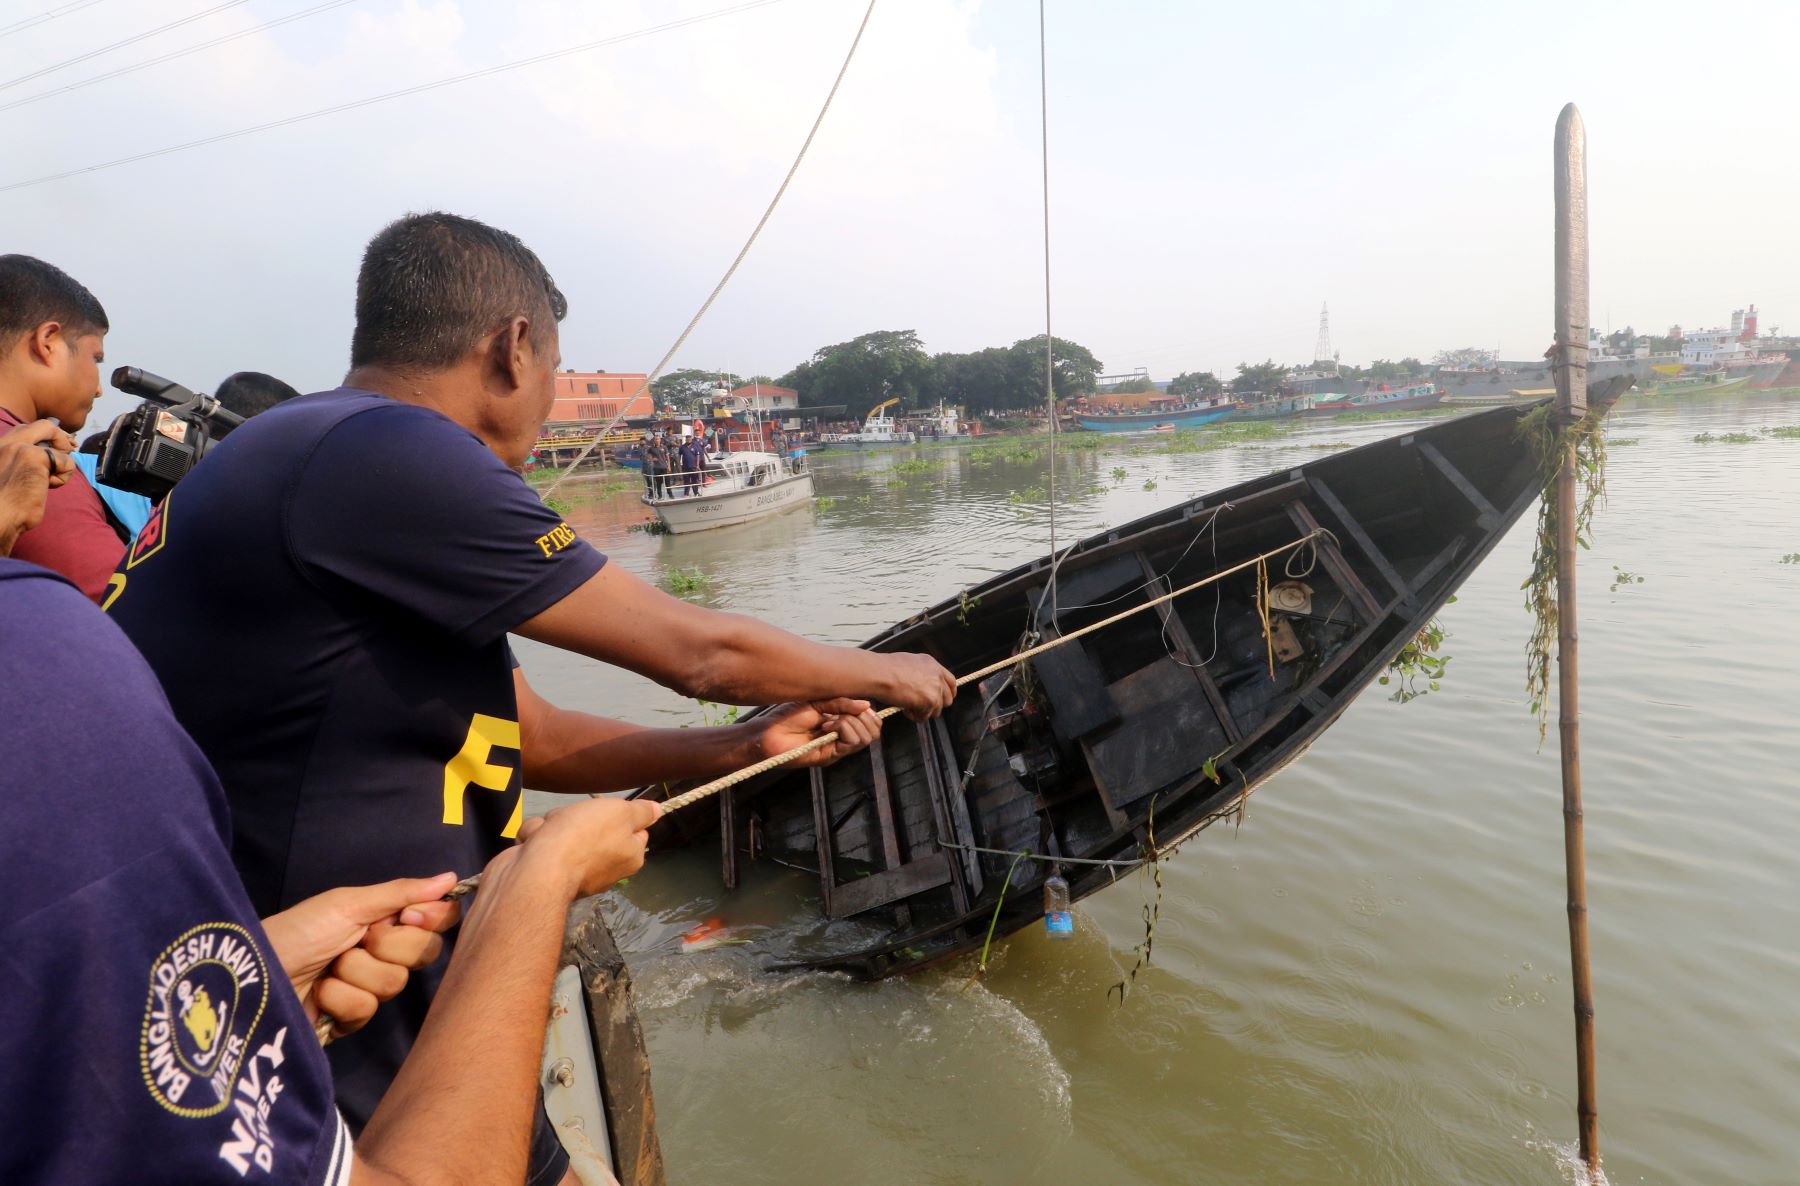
(635, 400), (1553, 977)
(1309, 381), (1443, 415)
(1633, 372), (1750, 397)
(1238, 392), (1318, 420)
(1074, 395), (1236, 433)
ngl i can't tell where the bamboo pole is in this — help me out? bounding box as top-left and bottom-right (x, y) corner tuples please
(1552, 102), (1599, 1176)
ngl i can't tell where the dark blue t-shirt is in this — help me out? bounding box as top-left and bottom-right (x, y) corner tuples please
(105, 388), (605, 1134)
(0, 559), (348, 1186)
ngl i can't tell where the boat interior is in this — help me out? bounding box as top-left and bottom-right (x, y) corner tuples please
(641, 402), (1548, 976)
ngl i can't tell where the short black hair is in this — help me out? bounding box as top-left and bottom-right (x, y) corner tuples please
(349, 212), (567, 372)
(214, 371), (300, 419)
(0, 254), (109, 352)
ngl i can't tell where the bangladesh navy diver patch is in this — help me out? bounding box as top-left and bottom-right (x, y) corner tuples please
(138, 921), (270, 1119)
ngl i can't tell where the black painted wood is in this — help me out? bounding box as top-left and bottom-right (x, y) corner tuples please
(1308, 475), (1416, 611)
(1417, 438), (1500, 528)
(633, 400), (1555, 979)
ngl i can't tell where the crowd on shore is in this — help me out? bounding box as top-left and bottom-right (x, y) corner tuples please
(0, 214), (955, 1186)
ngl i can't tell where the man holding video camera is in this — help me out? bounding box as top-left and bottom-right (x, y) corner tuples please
(1, 250), (304, 595)
(0, 254), (123, 601)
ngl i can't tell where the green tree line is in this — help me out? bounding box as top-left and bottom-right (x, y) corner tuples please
(651, 330), (1104, 420)
(777, 330), (1104, 420)
(651, 334), (1475, 419)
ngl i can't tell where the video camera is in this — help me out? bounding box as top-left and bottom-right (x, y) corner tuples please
(97, 366), (244, 499)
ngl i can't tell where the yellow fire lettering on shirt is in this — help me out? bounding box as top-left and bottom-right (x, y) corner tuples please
(100, 571), (127, 611)
(441, 713), (523, 837)
(533, 522), (578, 557)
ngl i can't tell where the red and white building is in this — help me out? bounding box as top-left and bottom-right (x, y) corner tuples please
(548, 371), (652, 423)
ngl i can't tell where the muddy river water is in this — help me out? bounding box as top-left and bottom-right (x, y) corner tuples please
(519, 392), (1800, 1186)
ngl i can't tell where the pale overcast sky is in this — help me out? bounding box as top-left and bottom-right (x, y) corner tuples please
(4, 0), (1798, 418)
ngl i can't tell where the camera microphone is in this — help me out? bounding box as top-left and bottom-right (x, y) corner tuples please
(97, 366), (245, 499)
(110, 367), (245, 429)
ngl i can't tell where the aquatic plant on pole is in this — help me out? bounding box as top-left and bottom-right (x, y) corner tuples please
(1552, 102), (1600, 1178)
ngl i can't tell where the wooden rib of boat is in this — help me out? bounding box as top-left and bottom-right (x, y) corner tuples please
(635, 400), (1552, 978)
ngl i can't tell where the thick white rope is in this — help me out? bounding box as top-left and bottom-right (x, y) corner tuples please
(540, 0), (879, 498)
(1038, 0), (1058, 620)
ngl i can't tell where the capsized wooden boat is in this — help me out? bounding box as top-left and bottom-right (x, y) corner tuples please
(634, 400), (1553, 978)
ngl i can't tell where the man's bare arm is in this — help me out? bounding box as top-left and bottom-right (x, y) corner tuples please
(515, 563), (956, 717)
(514, 669), (883, 795)
(348, 797), (660, 1186)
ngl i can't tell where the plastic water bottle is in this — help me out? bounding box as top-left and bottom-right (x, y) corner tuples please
(1043, 873), (1072, 939)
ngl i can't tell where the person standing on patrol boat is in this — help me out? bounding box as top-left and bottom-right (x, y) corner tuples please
(639, 431), (663, 500)
(106, 211), (952, 1186)
(677, 430), (701, 497)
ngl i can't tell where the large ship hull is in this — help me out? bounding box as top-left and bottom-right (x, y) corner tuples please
(1237, 395), (1317, 420)
(1724, 357), (1791, 389)
(1309, 390), (1443, 416)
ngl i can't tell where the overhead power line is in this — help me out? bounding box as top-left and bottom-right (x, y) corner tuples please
(0, 0), (359, 115)
(0, 0), (254, 92)
(0, 0), (110, 41)
(0, 0), (787, 195)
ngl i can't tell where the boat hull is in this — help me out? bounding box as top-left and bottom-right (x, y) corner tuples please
(635, 402), (1558, 978)
(1238, 396), (1317, 420)
(1443, 389), (1548, 408)
(1309, 390), (1444, 415)
(645, 471), (814, 533)
(1075, 406), (1235, 433)
(832, 437), (916, 448)
(1635, 374), (1750, 397)
(1725, 357), (1790, 389)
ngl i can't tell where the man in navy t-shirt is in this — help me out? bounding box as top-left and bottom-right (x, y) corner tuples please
(674, 434), (696, 496)
(106, 211), (946, 1183)
(0, 559), (350, 1184)
(0, 550), (663, 1184)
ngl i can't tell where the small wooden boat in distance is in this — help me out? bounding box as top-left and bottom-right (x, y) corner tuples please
(636, 400), (1553, 977)
(1074, 393), (1236, 433)
(1309, 381), (1444, 415)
